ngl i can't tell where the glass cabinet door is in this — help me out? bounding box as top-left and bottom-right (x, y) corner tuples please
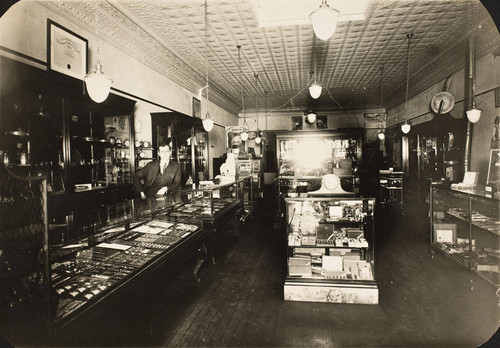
(470, 195), (500, 286)
(65, 95), (133, 190)
(194, 127), (208, 182)
(431, 186), (472, 268)
(102, 115), (133, 186)
(152, 113), (209, 186)
(176, 124), (193, 186)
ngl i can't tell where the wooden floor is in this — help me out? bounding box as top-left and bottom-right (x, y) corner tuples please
(52, 194), (499, 347)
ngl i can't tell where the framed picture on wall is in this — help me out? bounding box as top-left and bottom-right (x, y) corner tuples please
(193, 97), (201, 118)
(47, 20), (88, 80)
(487, 149), (500, 187)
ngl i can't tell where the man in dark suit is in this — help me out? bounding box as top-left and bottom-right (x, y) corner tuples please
(133, 144), (181, 204)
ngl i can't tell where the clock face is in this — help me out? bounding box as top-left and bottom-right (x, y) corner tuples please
(323, 174), (340, 190)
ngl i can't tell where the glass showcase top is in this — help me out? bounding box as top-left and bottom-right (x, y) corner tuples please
(431, 184), (500, 286)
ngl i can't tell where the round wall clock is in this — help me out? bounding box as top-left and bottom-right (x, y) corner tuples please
(431, 92), (455, 114)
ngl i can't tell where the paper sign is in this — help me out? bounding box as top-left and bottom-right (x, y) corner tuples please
(436, 229), (453, 243)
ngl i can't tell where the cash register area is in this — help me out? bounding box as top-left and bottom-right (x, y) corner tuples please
(52, 192), (498, 348)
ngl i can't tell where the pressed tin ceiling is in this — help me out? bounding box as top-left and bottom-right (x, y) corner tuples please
(37, 0), (500, 116)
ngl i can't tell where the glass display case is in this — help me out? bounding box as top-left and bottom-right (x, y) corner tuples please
(430, 184), (500, 286)
(184, 180), (242, 223)
(151, 113), (209, 185)
(276, 129), (362, 179)
(274, 129), (363, 216)
(284, 197), (378, 304)
(0, 162), (51, 344)
(49, 207), (203, 329)
(238, 175), (257, 223)
(408, 117), (467, 181)
(46, 91), (136, 246)
(65, 94), (134, 190)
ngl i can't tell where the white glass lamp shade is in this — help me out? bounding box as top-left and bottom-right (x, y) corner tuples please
(202, 118), (214, 132)
(310, 3), (340, 41)
(466, 108), (481, 123)
(401, 121), (411, 134)
(255, 136), (262, 144)
(377, 131), (385, 140)
(84, 61), (112, 103)
(240, 131), (249, 142)
(307, 112), (317, 123)
(309, 82), (322, 99)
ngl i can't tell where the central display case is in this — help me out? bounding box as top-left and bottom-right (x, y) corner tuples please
(284, 197), (378, 304)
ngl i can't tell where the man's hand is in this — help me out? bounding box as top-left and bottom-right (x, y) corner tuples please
(140, 192), (146, 200)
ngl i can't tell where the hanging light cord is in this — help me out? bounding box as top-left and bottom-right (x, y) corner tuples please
(238, 45), (246, 127)
(255, 73), (259, 131)
(265, 90), (268, 130)
(404, 33), (413, 120)
(205, 0), (209, 118)
(380, 66), (384, 107)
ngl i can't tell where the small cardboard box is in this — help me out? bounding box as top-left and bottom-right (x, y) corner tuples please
(433, 223), (457, 243)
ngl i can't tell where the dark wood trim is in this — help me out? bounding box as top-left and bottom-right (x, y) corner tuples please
(0, 45), (46, 66)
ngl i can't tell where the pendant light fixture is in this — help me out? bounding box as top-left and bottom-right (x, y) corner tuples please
(202, 0), (214, 132)
(309, 39), (322, 99)
(378, 122), (385, 140)
(85, 2), (112, 103)
(466, 107), (481, 123)
(307, 112), (317, 123)
(377, 66), (385, 140)
(401, 33), (413, 134)
(238, 45), (248, 142)
(254, 73), (262, 145)
(310, 0), (340, 41)
(309, 82), (322, 99)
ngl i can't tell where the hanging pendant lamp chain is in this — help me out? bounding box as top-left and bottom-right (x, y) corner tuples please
(205, 0), (210, 118)
(238, 45), (246, 128)
(405, 33), (413, 119)
(255, 73), (259, 131)
(94, 0), (101, 65)
(379, 66), (384, 107)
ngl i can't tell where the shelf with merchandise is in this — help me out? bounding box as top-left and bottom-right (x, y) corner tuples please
(284, 196), (377, 304)
(430, 183), (500, 287)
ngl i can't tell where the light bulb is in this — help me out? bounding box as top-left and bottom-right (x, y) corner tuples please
(240, 131), (248, 142)
(401, 121), (411, 134)
(309, 82), (322, 99)
(85, 61), (112, 103)
(310, 2), (340, 41)
(466, 108), (481, 123)
(307, 112), (317, 123)
(202, 118), (214, 132)
(378, 131), (385, 140)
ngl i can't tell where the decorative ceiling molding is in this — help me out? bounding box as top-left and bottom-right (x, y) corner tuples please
(37, 0), (242, 115)
(35, 0), (499, 116)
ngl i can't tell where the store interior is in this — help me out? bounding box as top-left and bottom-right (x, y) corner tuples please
(1, 0), (500, 347)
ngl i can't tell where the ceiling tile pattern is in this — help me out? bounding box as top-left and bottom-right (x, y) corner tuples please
(37, 0), (499, 115)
